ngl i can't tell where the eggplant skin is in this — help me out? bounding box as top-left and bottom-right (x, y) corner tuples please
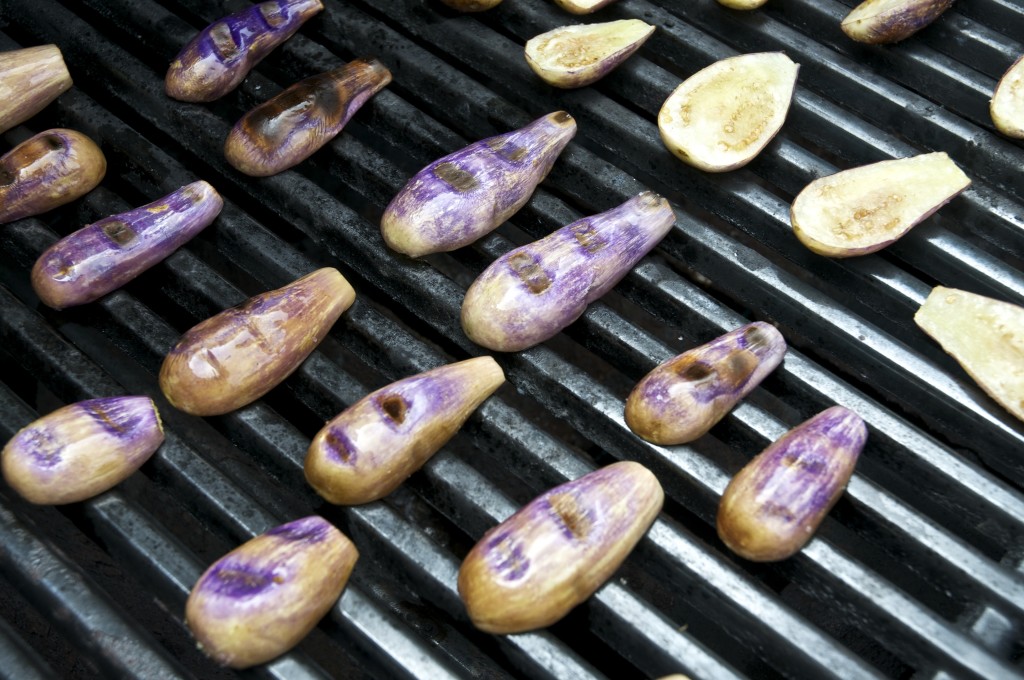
(0, 45), (72, 134)
(166, 0), (324, 102)
(0, 129), (106, 224)
(32, 181), (223, 309)
(225, 58), (391, 177)
(841, 0), (955, 44)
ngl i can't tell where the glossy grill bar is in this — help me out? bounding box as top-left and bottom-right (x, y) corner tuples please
(1, 0), (1023, 678)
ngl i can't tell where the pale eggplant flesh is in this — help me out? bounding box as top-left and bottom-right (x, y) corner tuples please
(381, 111), (577, 257)
(991, 54), (1024, 139)
(305, 356), (505, 505)
(0, 45), (72, 134)
(841, 0), (955, 44)
(458, 461), (663, 634)
(32, 181), (223, 309)
(0, 129), (106, 224)
(461, 191), (676, 352)
(165, 0), (324, 102)
(524, 20), (655, 89)
(225, 58), (392, 177)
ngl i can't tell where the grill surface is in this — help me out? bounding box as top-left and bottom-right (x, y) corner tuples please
(1, 0), (1024, 678)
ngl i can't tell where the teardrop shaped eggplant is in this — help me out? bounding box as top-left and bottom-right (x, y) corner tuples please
(159, 268), (355, 416)
(381, 111), (577, 257)
(0, 129), (106, 224)
(461, 191), (675, 352)
(0, 45), (72, 134)
(991, 54), (1024, 139)
(524, 20), (655, 89)
(32, 181), (223, 309)
(166, 0), (324, 102)
(2, 396), (163, 505)
(225, 58), (392, 177)
(186, 516), (358, 668)
(305, 356), (505, 505)
(841, 0), (954, 44)
(552, 0), (620, 14)
(717, 406), (866, 561)
(458, 461), (663, 634)
(625, 322), (787, 445)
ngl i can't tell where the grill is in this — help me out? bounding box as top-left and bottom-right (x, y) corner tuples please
(1, 0), (1023, 677)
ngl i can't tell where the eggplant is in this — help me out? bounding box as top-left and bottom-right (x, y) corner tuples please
(0, 45), (72, 134)
(524, 20), (655, 89)
(991, 54), (1024, 139)
(841, 0), (954, 44)
(551, 0), (620, 14)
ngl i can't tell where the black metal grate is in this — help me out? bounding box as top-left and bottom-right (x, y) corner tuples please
(1, 0), (1023, 678)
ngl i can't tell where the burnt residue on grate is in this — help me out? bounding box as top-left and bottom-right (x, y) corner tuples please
(1, 0), (1023, 678)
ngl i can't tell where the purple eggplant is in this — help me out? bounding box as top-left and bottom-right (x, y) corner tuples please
(31, 181), (223, 309)
(0, 129), (106, 224)
(186, 516), (357, 668)
(225, 58), (391, 177)
(0, 45), (72, 134)
(625, 323), (786, 445)
(461, 192), (675, 352)
(841, 0), (954, 44)
(380, 111), (577, 257)
(458, 461), (663, 634)
(717, 406), (866, 562)
(1, 396), (163, 505)
(165, 0), (324, 103)
(159, 268), (355, 416)
(305, 356), (505, 505)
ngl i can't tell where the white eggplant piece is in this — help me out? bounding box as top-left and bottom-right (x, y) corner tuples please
(791, 152), (970, 257)
(841, 0), (954, 44)
(524, 20), (655, 89)
(717, 0), (770, 8)
(551, 0), (619, 15)
(991, 55), (1024, 139)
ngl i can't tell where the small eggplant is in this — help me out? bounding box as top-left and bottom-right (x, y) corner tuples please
(914, 286), (1024, 423)
(461, 192), (675, 352)
(166, 0), (324, 103)
(841, 0), (954, 44)
(2, 396), (163, 505)
(380, 111), (577, 257)
(625, 322), (787, 445)
(524, 20), (655, 89)
(991, 54), (1024, 139)
(225, 58), (392, 177)
(159, 268), (355, 416)
(791, 152), (970, 257)
(0, 45), (72, 134)
(0, 129), (106, 224)
(32, 181), (223, 309)
(458, 461), (663, 634)
(186, 516), (357, 668)
(305, 356), (505, 505)
(716, 0), (770, 9)
(658, 52), (799, 173)
(717, 406), (866, 562)
(551, 0), (620, 14)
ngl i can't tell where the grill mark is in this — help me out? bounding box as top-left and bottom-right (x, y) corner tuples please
(101, 220), (136, 246)
(209, 22), (241, 62)
(570, 222), (606, 254)
(378, 394), (407, 424)
(548, 492), (591, 540)
(677, 360), (713, 381)
(82, 402), (128, 436)
(324, 428), (356, 464)
(508, 252), (551, 294)
(259, 3), (287, 28)
(434, 162), (478, 192)
(486, 137), (527, 162)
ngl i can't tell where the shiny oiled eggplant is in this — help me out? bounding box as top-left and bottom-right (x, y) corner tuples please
(159, 268), (355, 416)
(0, 129), (106, 224)
(186, 516), (357, 668)
(524, 20), (655, 89)
(380, 111), (577, 257)
(305, 356), (505, 505)
(224, 58), (392, 177)
(2, 396), (163, 505)
(841, 0), (954, 44)
(0, 45), (72, 134)
(717, 406), (866, 562)
(991, 54), (1024, 139)
(458, 461), (663, 634)
(166, 0), (324, 102)
(625, 322), (787, 445)
(32, 181), (223, 309)
(552, 0), (620, 14)
(461, 192), (676, 352)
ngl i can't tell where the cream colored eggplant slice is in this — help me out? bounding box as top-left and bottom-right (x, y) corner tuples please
(716, 0), (769, 9)
(915, 286), (1024, 424)
(552, 0), (618, 14)
(991, 55), (1024, 139)
(525, 20), (655, 89)
(791, 152), (970, 257)
(658, 52), (799, 173)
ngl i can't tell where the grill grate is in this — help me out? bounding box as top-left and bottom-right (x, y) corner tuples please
(1, 0), (1024, 678)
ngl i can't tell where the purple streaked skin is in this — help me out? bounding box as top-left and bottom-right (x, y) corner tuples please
(717, 406), (867, 562)
(625, 322), (787, 445)
(159, 267), (355, 416)
(1, 396), (163, 505)
(552, 0), (620, 14)
(461, 191), (676, 352)
(0, 129), (106, 224)
(31, 181), (223, 309)
(841, 0), (954, 44)
(185, 515), (357, 669)
(305, 356), (505, 505)
(0, 45), (72, 134)
(225, 58), (391, 177)
(380, 111), (577, 257)
(458, 460), (663, 634)
(165, 0), (324, 103)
